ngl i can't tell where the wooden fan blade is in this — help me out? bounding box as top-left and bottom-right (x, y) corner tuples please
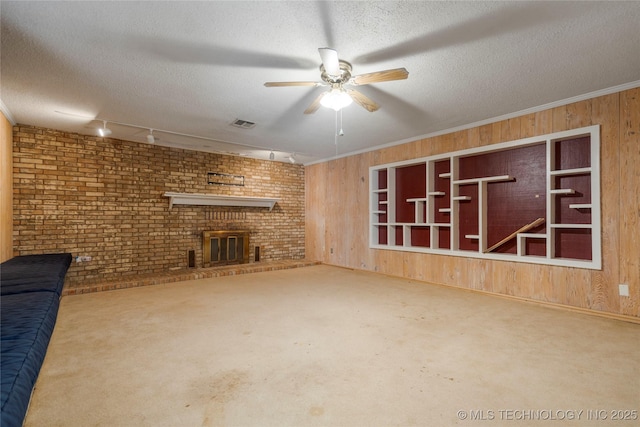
(350, 68), (409, 85)
(346, 89), (380, 112)
(264, 81), (321, 87)
(318, 47), (340, 76)
(304, 92), (326, 114)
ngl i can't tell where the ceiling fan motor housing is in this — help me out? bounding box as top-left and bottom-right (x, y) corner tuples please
(320, 60), (352, 85)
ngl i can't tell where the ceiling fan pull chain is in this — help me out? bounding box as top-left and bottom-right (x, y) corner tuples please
(334, 110), (339, 156)
(339, 109), (345, 136)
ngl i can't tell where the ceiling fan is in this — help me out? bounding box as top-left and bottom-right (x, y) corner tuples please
(264, 48), (409, 114)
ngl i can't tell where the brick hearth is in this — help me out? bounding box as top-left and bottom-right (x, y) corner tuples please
(63, 259), (320, 296)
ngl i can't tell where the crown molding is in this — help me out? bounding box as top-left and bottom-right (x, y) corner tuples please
(0, 99), (17, 126)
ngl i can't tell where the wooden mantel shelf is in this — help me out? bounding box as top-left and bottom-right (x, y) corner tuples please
(163, 192), (279, 211)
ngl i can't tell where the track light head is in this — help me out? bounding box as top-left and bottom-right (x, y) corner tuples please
(288, 154), (296, 164)
(146, 129), (155, 144)
(269, 151), (275, 160)
(98, 120), (112, 137)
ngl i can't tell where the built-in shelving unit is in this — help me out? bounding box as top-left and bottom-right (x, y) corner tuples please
(163, 192), (279, 211)
(369, 125), (601, 269)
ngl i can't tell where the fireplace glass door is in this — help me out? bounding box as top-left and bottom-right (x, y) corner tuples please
(203, 230), (250, 267)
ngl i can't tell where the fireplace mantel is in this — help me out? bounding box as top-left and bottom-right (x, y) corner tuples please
(163, 192), (279, 211)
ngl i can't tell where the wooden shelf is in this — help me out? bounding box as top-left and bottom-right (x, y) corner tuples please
(569, 203), (592, 209)
(549, 223), (592, 229)
(453, 174), (513, 185)
(438, 172), (452, 178)
(550, 167), (591, 176)
(164, 192), (279, 211)
(428, 191), (446, 196)
(550, 189), (576, 195)
(453, 196), (471, 201)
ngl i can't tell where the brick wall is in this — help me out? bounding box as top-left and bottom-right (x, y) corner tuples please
(13, 125), (305, 284)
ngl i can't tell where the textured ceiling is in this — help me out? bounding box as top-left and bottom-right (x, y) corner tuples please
(1, 1), (639, 164)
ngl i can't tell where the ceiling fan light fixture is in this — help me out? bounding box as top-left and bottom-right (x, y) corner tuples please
(98, 120), (112, 137)
(320, 88), (353, 111)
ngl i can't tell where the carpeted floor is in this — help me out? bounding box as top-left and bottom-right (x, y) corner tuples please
(25, 265), (639, 426)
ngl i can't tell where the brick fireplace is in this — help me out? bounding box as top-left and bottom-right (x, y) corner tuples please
(11, 125), (305, 284)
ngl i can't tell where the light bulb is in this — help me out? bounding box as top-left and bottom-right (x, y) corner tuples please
(320, 88), (353, 111)
(98, 121), (112, 137)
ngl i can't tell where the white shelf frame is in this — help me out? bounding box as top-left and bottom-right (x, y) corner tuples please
(369, 125), (601, 270)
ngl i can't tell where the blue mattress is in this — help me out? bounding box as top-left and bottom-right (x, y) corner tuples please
(1, 292), (60, 427)
(1, 253), (72, 427)
(1, 253), (72, 296)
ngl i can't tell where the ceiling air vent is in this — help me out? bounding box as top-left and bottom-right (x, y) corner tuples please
(230, 119), (256, 129)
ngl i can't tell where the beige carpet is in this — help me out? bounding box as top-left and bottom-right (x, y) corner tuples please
(25, 265), (639, 426)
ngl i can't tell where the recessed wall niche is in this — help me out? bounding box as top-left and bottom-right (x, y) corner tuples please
(370, 125), (601, 269)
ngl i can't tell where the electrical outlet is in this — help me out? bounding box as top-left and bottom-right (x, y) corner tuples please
(619, 284), (629, 297)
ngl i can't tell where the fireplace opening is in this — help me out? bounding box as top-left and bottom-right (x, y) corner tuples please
(203, 230), (250, 267)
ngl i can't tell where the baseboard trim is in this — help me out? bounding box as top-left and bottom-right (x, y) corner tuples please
(321, 262), (640, 325)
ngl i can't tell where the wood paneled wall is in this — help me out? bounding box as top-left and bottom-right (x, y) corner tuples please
(0, 112), (13, 262)
(305, 88), (640, 318)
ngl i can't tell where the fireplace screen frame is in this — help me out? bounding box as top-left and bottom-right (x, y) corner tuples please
(203, 230), (250, 267)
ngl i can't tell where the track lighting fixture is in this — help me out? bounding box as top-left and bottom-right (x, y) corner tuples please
(63, 114), (309, 162)
(97, 120), (112, 137)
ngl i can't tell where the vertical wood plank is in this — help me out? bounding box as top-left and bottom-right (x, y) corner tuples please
(552, 105), (569, 132)
(519, 113), (537, 138)
(534, 109), (553, 135)
(500, 116), (522, 142)
(0, 116), (13, 262)
(467, 127), (479, 149)
(430, 134), (451, 156)
(563, 99), (594, 307)
(304, 162), (327, 262)
(489, 121), (503, 146)
(590, 93), (620, 313)
(566, 98), (593, 128)
(619, 88), (640, 316)
(452, 130), (469, 151)
(350, 154), (370, 269)
(478, 123), (493, 147)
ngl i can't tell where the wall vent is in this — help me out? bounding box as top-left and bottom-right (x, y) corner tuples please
(231, 119), (256, 129)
